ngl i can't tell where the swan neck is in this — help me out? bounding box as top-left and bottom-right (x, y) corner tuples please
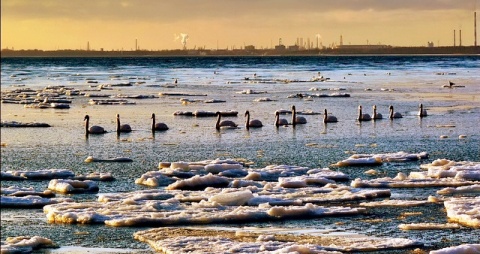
(152, 116), (156, 131)
(85, 118), (89, 134)
(116, 117), (120, 132)
(216, 114), (221, 130)
(292, 108), (296, 125)
(275, 113), (279, 127)
(245, 112), (250, 129)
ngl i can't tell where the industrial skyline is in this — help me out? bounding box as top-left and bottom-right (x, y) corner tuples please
(1, 0), (479, 51)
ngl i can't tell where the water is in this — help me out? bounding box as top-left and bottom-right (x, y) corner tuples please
(1, 56), (479, 253)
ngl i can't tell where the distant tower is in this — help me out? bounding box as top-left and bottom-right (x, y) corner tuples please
(459, 30), (462, 46)
(340, 35), (343, 46)
(135, 39), (138, 51)
(279, 38), (282, 46)
(454, 30), (456, 47)
(87, 41), (90, 51)
(475, 12), (477, 47)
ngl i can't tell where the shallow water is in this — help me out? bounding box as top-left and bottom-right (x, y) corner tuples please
(1, 56), (479, 253)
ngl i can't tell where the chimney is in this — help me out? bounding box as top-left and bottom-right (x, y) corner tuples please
(475, 12), (477, 47)
(460, 30), (462, 46)
(454, 30), (456, 46)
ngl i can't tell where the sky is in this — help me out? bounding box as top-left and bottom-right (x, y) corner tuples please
(1, 0), (478, 50)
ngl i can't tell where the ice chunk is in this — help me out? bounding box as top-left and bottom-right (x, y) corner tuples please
(444, 197), (480, 228)
(48, 179), (99, 193)
(430, 244), (480, 254)
(209, 190), (254, 206)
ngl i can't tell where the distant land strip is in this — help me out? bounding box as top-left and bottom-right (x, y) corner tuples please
(1, 46), (479, 57)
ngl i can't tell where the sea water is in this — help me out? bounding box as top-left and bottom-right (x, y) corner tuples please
(1, 56), (479, 253)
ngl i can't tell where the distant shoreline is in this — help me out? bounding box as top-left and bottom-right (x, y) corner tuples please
(2, 46), (479, 57)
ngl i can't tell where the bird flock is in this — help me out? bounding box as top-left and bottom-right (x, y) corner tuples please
(84, 104), (428, 135)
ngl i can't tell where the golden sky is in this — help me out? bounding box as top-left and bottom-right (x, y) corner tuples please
(1, 0), (478, 50)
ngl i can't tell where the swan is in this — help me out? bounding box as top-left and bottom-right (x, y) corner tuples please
(275, 111), (289, 127)
(151, 113), (169, 131)
(84, 115), (106, 135)
(291, 105), (307, 125)
(418, 103), (428, 117)
(357, 105), (371, 121)
(116, 114), (132, 133)
(245, 111), (263, 129)
(372, 105), (383, 120)
(323, 109), (338, 123)
(389, 105), (403, 119)
(215, 112), (238, 130)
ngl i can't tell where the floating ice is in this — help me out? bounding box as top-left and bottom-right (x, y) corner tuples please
(1, 195), (73, 208)
(48, 179), (99, 194)
(1, 186), (55, 198)
(430, 244), (480, 254)
(166, 173), (230, 190)
(0, 236), (55, 253)
(437, 185), (480, 195)
(444, 197), (480, 228)
(359, 200), (432, 207)
(135, 171), (175, 187)
(335, 151), (428, 167)
(0, 121), (51, 127)
(1, 169), (75, 180)
(134, 227), (422, 253)
(398, 223), (460, 230)
(351, 174), (476, 188)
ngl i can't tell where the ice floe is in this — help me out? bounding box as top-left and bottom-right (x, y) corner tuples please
(359, 199), (433, 207)
(444, 197), (480, 228)
(430, 244), (480, 254)
(0, 121), (51, 128)
(0, 236), (55, 254)
(134, 227), (422, 253)
(1, 169), (75, 180)
(1, 195), (73, 208)
(1, 186), (55, 198)
(351, 172), (477, 188)
(334, 151), (428, 167)
(398, 223), (461, 230)
(48, 179), (99, 194)
(437, 184), (480, 195)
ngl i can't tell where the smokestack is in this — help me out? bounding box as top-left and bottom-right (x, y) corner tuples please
(454, 30), (456, 47)
(460, 30), (462, 46)
(135, 39), (138, 51)
(475, 12), (477, 47)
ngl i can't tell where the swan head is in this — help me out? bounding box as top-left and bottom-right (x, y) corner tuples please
(419, 103), (423, 108)
(116, 114), (120, 119)
(324, 109), (328, 115)
(358, 105), (362, 110)
(151, 113), (156, 119)
(275, 111), (280, 116)
(389, 105), (393, 110)
(291, 105), (296, 111)
(373, 105), (377, 110)
(84, 115), (90, 121)
(216, 111), (221, 116)
(245, 110), (250, 117)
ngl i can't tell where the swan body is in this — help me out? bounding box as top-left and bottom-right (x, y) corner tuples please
(275, 111), (289, 127)
(116, 114), (132, 133)
(245, 111), (263, 129)
(389, 105), (403, 119)
(291, 105), (307, 125)
(373, 105), (383, 120)
(84, 115), (106, 135)
(418, 103), (428, 117)
(323, 109), (338, 123)
(216, 112), (238, 130)
(357, 105), (371, 121)
(151, 113), (169, 131)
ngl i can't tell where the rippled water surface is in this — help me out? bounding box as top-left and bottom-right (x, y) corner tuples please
(1, 56), (479, 253)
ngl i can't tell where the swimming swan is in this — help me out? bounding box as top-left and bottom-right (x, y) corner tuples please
(323, 109), (338, 123)
(245, 111), (263, 129)
(151, 113), (169, 131)
(358, 105), (372, 121)
(116, 114), (132, 133)
(373, 105), (383, 120)
(215, 112), (238, 130)
(84, 115), (106, 135)
(275, 111), (289, 127)
(418, 103), (428, 117)
(291, 105), (307, 125)
(389, 105), (403, 119)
